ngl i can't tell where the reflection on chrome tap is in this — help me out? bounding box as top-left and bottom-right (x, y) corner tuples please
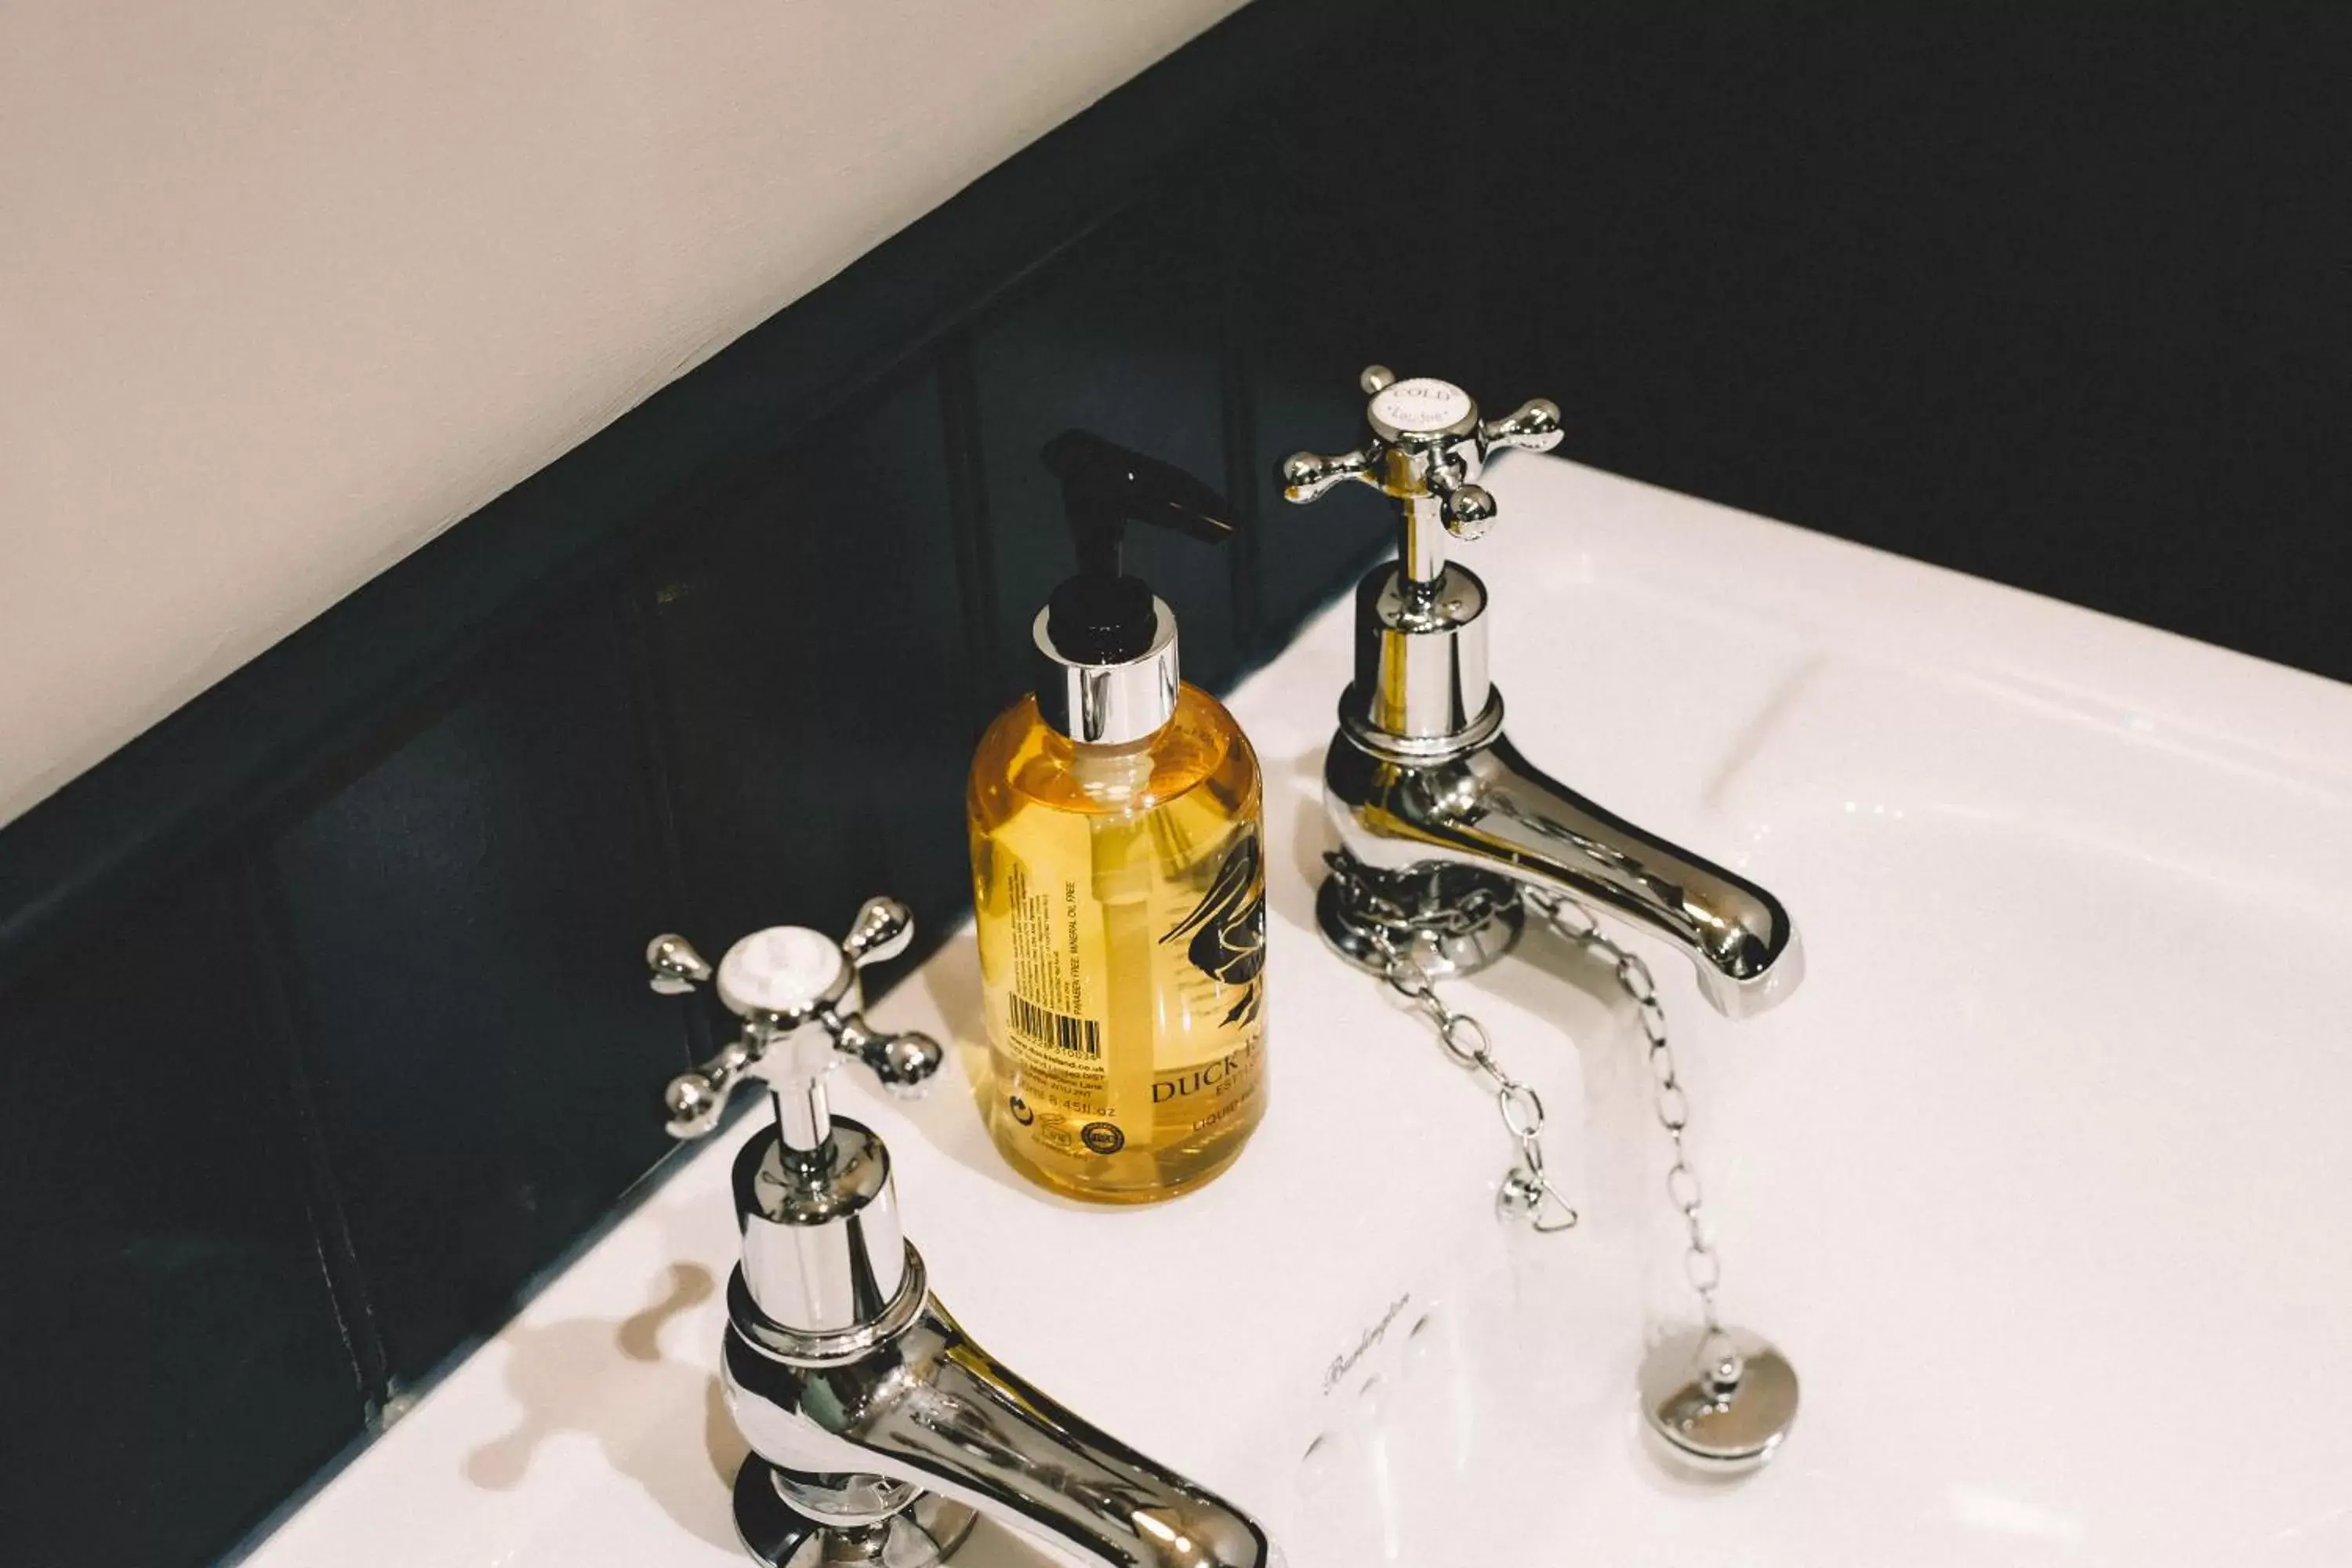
(1325, 721), (1802, 1017)
(724, 1255), (1270, 1568)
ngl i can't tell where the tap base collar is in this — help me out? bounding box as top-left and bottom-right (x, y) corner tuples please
(1316, 854), (1526, 981)
(732, 1457), (978, 1568)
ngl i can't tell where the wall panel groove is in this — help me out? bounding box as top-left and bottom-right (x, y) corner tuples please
(232, 853), (393, 1417)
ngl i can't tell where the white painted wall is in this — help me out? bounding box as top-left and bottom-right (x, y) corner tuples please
(0, 0), (1245, 826)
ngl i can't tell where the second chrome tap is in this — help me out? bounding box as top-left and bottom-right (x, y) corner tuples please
(1283, 367), (1802, 1017)
(645, 898), (1274, 1568)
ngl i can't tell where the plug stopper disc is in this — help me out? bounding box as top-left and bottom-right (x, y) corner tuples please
(1638, 1326), (1800, 1477)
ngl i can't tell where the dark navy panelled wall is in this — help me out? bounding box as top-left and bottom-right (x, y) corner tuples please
(0, 8), (1432, 1566)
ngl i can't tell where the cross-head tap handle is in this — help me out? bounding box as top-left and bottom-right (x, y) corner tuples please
(1279, 365), (1561, 584)
(644, 895), (943, 1144)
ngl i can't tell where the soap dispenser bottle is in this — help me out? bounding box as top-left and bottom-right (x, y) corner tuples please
(967, 432), (1268, 1203)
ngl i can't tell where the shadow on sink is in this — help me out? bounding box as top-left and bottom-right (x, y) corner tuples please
(463, 1252), (744, 1555)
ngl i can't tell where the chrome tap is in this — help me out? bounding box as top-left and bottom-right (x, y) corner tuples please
(1282, 368), (1802, 1015)
(645, 898), (1273, 1568)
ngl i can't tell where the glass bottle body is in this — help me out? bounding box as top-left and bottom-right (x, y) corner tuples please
(966, 684), (1268, 1202)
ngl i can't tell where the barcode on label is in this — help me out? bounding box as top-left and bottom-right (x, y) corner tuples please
(1008, 993), (1102, 1058)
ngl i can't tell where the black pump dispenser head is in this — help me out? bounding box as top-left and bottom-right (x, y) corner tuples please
(1040, 430), (1232, 665)
(1031, 431), (1234, 745)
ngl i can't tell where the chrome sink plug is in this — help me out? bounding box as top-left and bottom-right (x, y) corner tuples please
(1282, 368), (1802, 1014)
(645, 898), (1273, 1568)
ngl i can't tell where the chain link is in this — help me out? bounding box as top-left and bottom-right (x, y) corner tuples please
(1324, 855), (1523, 938)
(1348, 886), (1581, 1234)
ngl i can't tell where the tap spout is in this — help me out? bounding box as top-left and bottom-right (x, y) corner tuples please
(1325, 724), (1802, 1016)
(724, 1275), (1272, 1568)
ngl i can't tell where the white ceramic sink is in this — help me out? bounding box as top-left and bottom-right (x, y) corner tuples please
(245, 456), (2352, 1567)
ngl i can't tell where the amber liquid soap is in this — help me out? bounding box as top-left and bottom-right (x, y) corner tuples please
(967, 686), (1267, 1202)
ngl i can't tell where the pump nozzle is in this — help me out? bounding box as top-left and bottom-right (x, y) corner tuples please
(1039, 431), (1232, 664)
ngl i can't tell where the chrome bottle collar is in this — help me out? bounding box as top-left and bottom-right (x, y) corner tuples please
(1034, 597), (1180, 746)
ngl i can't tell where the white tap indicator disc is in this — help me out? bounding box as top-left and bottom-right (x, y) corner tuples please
(717, 926), (845, 1015)
(1369, 377), (1474, 436)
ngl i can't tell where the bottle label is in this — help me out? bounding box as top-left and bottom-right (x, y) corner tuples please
(999, 853), (1112, 1142)
(985, 822), (1265, 1160)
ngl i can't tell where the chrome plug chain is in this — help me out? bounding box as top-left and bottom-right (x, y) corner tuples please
(1374, 927), (1583, 1233)
(1523, 888), (1742, 1381)
(1323, 852), (1799, 1465)
(1321, 848), (1745, 1380)
(1327, 851), (1578, 1233)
